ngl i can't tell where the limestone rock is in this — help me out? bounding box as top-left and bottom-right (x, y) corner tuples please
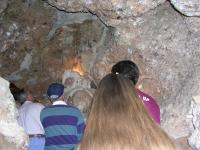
(0, 1), (110, 100)
(62, 69), (95, 118)
(188, 79), (200, 149)
(193, 95), (200, 104)
(71, 90), (94, 119)
(62, 69), (94, 98)
(188, 101), (200, 149)
(0, 77), (28, 149)
(46, 0), (166, 26)
(175, 137), (192, 150)
(0, 0), (7, 14)
(170, 0), (200, 16)
(0, 134), (24, 150)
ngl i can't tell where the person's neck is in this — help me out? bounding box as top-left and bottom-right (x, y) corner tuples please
(26, 99), (33, 103)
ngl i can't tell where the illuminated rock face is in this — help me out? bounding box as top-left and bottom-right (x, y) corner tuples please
(0, 77), (28, 150)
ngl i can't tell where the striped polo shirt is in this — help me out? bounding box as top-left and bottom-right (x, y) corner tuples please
(40, 101), (85, 150)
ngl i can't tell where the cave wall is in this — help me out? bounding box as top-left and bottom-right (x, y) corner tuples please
(42, 1), (200, 141)
(0, 0), (200, 148)
(0, 77), (28, 150)
(46, 0), (200, 139)
(0, 0), (112, 101)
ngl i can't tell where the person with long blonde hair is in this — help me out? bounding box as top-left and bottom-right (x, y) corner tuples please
(80, 73), (177, 150)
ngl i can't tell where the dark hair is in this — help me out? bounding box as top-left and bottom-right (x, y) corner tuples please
(13, 89), (27, 105)
(111, 60), (139, 85)
(9, 83), (21, 93)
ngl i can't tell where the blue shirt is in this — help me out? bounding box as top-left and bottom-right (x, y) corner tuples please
(40, 102), (85, 150)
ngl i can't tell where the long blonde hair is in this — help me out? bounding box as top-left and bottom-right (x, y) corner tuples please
(80, 73), (176, 150)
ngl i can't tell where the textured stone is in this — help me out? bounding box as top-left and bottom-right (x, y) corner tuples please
(171, 0), (200, 16)
(0, 0), (110, 100)
(175, 137), (192, 150)
(127, 3), (200, 138)
(0, 0), (56, 100)
(62, 69), (95, 118)
(188, 101), (200, 149)
(187, 75), (200, 149)
(62, 69), (95, 98)
(0, 0), (10, 15)
(0, 77), (28, 149)
(0, 134), (23, 150)
(70, 90), (94, 119)
(46, 0), (166, 26)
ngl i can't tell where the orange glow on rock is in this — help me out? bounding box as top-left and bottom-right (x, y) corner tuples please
(63, 56), (85, 76)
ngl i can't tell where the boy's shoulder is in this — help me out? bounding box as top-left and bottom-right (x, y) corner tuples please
(42, 104), (80, 112)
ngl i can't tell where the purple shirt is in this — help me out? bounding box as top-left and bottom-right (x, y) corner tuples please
(136, 89), (160, 124)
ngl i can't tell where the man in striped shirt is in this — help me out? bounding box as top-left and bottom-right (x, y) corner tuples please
(40, 83), (85, 150)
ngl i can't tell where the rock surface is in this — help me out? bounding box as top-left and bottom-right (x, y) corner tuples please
(62, 69), (95, 118)
(0, 77), (28, 150)
(188, 72), (200, 149)
(0, 0), (10, 15)
(0, 0), (110, 101)
(188, 102), (200, 149)
(46, 0), (166, 26)
(171, 0), (200, 16)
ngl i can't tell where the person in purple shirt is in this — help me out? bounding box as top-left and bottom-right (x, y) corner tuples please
(111, 60), (160, 124)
